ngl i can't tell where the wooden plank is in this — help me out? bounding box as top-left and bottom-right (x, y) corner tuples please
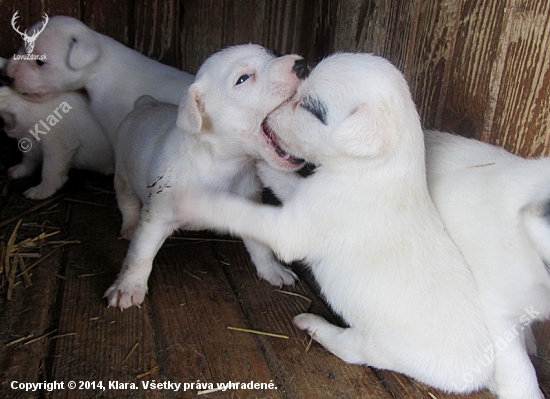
(0, 179), (66, 398)
(257, 0), (306, 56)
(489, 0), (550, 157)
(50, 239), (162, 399)
(179, 0), (226, 74)
(212, 241), (394, 399)
(49, 193), (162, 399)
(533, 321), (550, 398)
(82, 0), (132, 46)
(0, 253), (63, 398)
(147, 237), (283, 397)
(398, 0), (462, 131)
(179, 0), (307, 75)
(39, 0), (81, 20)
(438, 0), (509, 140)
(133, 0), (179, 67)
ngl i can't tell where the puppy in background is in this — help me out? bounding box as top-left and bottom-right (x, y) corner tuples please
(6, 16), (194, 140)
(105, 44), (308, 309)
(424, 130), (550, 398)
(176, 53), (495, 395)
(0, 57), (113, 199)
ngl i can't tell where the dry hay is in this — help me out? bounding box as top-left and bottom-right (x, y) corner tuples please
(0, 218), (78, 299)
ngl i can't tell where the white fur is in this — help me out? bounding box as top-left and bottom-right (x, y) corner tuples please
(6, 16), (194, 139)
(423, 130), (549, 398)
(104, 44), (307, 309)
(0, 85), (113, 199)
(177, 53), (494, 394)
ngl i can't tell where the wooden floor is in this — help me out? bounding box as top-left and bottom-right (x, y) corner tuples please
(0, 143), (549, 398)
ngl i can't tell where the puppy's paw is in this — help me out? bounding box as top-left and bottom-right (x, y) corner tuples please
(8, 163), (34, 179)
(294, 313), (327, 334)
(104, 281), (147, 310)
(258, 263), (298, 287)
(23, 183), (58, 200)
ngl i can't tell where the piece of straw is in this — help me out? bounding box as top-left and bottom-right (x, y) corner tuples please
(226, 326), (289, 339)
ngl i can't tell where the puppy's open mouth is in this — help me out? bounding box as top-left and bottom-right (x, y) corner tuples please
(261, 119), (305, 167)
(20, 92), (54, 103)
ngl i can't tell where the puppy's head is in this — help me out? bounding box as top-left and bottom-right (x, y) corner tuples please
(263, 53), (422, 168)
(177, 44), (308, 171)
(7, 16), (101, 97)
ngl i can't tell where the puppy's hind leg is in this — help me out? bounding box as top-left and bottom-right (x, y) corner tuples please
(114, 166), (141, 240)
(294, 313), (391, 367)
(487, 317), (543, 399)
(243, 238), (298, 286)
(104, 216), (173, 309)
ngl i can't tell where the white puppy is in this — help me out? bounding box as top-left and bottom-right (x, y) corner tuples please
(256, 116), (550, 398)
(104, 44), (308, 309)
(177, 53), (495, 394)
(6, 16), (194, 139)
(0, 79), (113, 200)
(423, 130), (550, 398)
(258, 130), (550, 398)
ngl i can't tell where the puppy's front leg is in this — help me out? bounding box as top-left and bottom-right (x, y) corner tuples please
(8, 153), (40, 179)
(242, 238), (297, 286)
(104, 217), (174, 309)
(179, 190), (305, 264)
(24, 143), (75, 200)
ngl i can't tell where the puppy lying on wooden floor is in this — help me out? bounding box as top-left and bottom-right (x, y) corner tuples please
(176, 53), (497, 395)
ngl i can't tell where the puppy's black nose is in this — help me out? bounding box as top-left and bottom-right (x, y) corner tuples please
(293, 59), (309, 80)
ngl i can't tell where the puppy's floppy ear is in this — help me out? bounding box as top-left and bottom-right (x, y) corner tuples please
(177, 83), (205, 134)
(332, 103), (385, 158)
(67, 35), (101, 70)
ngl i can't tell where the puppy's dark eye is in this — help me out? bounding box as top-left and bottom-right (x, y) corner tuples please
(36, 60), (45, 67)
(236, 74), (251, 85)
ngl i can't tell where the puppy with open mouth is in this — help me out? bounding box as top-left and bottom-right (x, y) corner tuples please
(105, 44), (308, 309)
(177, 53), (496, 395)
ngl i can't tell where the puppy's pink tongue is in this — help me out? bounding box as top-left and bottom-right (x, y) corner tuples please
(262, 120), (305, 166)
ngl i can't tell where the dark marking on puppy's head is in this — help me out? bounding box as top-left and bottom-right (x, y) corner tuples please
(301, 95), (328, 125)
(541, 198), (550, 220)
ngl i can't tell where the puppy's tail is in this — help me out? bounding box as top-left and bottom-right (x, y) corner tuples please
(522, 199), (550, 268)
(133, 95), (158, 109)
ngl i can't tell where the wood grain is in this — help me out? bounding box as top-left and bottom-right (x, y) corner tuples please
(490, 0), (550, 156)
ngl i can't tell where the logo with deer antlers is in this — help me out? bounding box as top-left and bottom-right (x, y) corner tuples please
(11, 11), (49, 54)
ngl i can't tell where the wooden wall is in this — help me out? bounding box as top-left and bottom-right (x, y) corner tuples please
(1, 0), (549, 157)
